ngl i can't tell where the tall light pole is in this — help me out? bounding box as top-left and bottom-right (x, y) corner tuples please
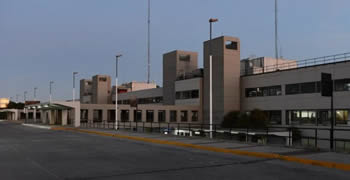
(34, 87), (38, 101)
(16, 94), (19, 103)
(147, 0), (151, 83)
(49, 81), (54, 103)
(115, 54), (122, 130)
(73, 72), (78, 103)
(24, 91), (27, 103)
(209, 18), (218, 139)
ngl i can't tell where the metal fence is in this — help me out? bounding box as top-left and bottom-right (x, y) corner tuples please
(242, 52), (350, 76)
(80, 121), (350, 152)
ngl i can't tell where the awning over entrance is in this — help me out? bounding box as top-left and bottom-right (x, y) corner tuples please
(25, 103), (72, 111)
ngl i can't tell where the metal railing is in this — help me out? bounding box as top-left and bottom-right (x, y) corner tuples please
(80, 121), (350, 152)
(242, 52), (350, 76)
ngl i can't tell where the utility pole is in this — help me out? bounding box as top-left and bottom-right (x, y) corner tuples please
(147, 0), (151, 83)
(115, 54), (123, 130)
(209, 18), (218, 139)
(275, 0), (279, 69)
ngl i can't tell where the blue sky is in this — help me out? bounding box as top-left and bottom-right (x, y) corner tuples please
(1, 0), (349, 102)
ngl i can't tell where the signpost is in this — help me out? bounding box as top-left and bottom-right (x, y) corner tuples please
(321, 73), (334, 150)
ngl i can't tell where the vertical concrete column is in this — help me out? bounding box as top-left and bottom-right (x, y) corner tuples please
(102, 109), (108, 123)
(48, 111), (54, 125)
(42, 111), (46, 124)
(33, 109), (37, 123)
(129, 108), (134, 122)
(62, 110), (68, 126)
(117, 109), (121, 123)
(154, 110), (159, 123)
(177, 110), (181, 123)
(165, 110), (170, 123)
(281, 110), (286, 125)
(74, 103), (81, 127)
(142, 109), (146, 122)
(88, 109), (94, 123)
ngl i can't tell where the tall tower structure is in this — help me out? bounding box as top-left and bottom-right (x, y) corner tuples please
(92, 75), (111, 104)
(203, 36), (241, 124)
(163, 50), (198, 105)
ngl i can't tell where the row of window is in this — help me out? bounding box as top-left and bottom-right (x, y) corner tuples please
(245, 86), (282, 97)
(246, 78), (350, 97)
(176, 90), (199, 100)
(117, 96), (163, 105)
(81, 109), (199, 123)
(286, 110), (349, 126)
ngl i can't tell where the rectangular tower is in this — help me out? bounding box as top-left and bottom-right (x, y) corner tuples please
(92, 75), (111, 104)
(80, 79), (92, 104)
(163, 50), (198, 105)
(203, 36), (241, 124)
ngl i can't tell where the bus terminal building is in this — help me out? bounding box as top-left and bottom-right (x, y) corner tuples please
(7, 35), (350, 129)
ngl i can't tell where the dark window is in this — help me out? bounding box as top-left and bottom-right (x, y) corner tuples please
(81, 109), (88, 121)
(146, 110), (154, 122)
(179, 55), (190, 61)
(288, 110), (316, 125)
(191, 90), (199, 98)
(93, 110), (102, 122)
(134, 110), (142, 122)
(99, 77), (107, 82)
(158, 110), (166, 122)
(191, 111), (198, 122)
(286, 84), (300, 95)
(107, 110), (115, 122)
(180, 111), (188, 122)
(335, 79), (350, 91)
(316, 81), (321, 92)
(246, 88), (257, 97)
(170, 111), (177, 122)
(266, 111), (281, 125)
(300, 82), (316, 93)
(225, 41), (238, 50)
(121, 110), (129, 122)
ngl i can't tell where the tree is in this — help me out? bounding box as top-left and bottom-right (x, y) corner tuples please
(222, 109), (268, 129)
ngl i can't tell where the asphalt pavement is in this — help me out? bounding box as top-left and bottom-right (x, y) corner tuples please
(0, 121), (349, 180)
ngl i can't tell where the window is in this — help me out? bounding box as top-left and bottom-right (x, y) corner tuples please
(170, 111), (177, 122)
(99, 77), (107, 82)
(191, 111), (198, 122)
(265, 111), (281, 125)
(245, 86), (281, 97)
(158, 110), (166, 122)
(81, 109), (88, 121)
(179, 55), (190, 61)
(121, 110), (129, 122)
(335, 79), (350, 91)
(134, 110), (142, 122)
(336, 110), (349, 125)
(287, 110), (316, 125)
(225, 41), (238, 50)
(93, 110), (103, 122)
(286, 84), (300, 95)
(181, 111), (188, 122)
(146, 110), (154, 122)
(176, 90), (200, 99)
(246, 88), (257, 97)
(301, 82), (316, 94)
(107, 110), (115, 122)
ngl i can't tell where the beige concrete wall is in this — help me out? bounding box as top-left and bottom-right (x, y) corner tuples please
(175, 78), (202, 105)
(163, 50), (198, 105)
(203, 36), (241, 124)
(92, 75), (111, 104)
(241, 61), (350, 124)
(80, 103), (202, 124)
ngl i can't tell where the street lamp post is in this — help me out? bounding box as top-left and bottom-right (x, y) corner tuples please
(115, 54), (122, 130)
(34, 87), (38, 101)
(73, 72), (78, 103)
(24, 91), (27, 123)
(209, 18), (218, 139)
(49, 81), (54, 103)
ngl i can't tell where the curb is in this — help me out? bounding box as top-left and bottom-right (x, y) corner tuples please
(51, 127), (350, 171)
(22, 123), (52, 129)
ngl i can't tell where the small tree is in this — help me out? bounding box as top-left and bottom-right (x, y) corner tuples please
(222, 109), (268, 129)
(221, 111), (240, 128)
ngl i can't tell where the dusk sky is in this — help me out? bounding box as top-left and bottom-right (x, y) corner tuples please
(1, 0), (349, 102)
